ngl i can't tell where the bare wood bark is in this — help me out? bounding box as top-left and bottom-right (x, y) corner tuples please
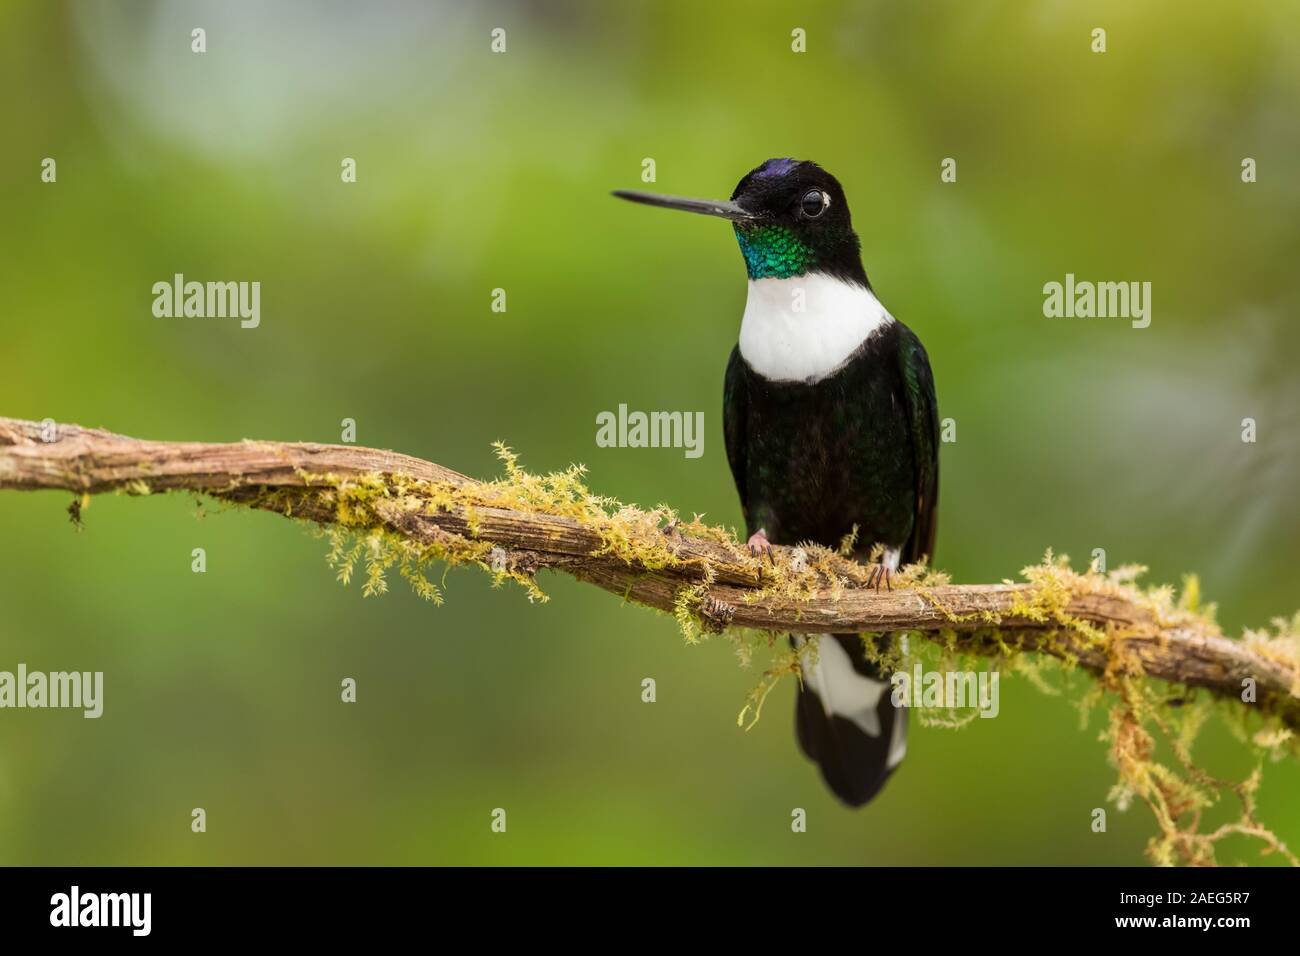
(2, 416), (1297, 728)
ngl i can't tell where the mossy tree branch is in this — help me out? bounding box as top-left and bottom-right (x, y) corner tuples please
(2, 416), (1298, 734)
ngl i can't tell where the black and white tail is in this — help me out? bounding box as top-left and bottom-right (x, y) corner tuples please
(792, 633), (907, 807)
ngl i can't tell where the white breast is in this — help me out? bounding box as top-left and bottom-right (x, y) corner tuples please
(738, 273), (893, 383)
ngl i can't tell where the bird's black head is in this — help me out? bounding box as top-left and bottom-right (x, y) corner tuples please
(613, 158), (868, 287)
(727, 158), (866, 284)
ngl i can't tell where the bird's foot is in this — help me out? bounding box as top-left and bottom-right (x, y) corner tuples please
(867, 558), (895, 591)
(747, 529), (775, 565)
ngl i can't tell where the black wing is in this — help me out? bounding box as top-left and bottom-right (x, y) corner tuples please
(896, 326), (939, 565)
(722, 346), (749, 528)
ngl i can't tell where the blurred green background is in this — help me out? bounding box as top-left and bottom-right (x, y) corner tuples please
(1, 0), (1297, 865)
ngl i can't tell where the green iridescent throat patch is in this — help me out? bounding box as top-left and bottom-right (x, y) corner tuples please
(734, 225), (815, 279)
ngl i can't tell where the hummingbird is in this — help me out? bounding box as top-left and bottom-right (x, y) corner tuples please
(614, 158), (939, 807)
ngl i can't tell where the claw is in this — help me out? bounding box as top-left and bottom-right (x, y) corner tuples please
(867, 562), (894, 592)
(747, 529), (775, 565)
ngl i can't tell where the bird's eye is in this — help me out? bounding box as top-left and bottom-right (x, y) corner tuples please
(800, 189), (827, 218)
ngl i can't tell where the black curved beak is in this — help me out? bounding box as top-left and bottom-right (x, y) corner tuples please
(611, 189), (757, 223)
